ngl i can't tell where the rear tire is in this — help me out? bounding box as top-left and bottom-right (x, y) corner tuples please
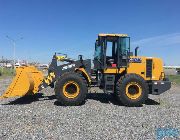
(116, 74), (148, 106)
(55, 72), (87, 106)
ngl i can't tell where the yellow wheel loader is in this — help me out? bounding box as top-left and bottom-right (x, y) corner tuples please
(0, 34), (171, 106)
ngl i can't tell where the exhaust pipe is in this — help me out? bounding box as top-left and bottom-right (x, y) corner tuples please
(135, 46), (139, 56)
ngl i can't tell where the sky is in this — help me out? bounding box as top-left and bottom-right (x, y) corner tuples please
(0, 0), (180, 65)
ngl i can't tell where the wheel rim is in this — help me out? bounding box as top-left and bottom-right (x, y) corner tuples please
(126, 82), (142, 100)
(63, 81), (80, 99)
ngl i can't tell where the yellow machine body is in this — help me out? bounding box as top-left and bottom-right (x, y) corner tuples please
(104, 56), (165, 81)
(0, 66), (44, 98)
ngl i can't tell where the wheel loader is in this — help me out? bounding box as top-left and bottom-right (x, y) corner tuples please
(0, 34), (171, 106)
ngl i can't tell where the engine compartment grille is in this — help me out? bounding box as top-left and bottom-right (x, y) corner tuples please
(146, 59), (152, 78)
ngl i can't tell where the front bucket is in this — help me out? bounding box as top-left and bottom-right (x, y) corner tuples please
(0, 66), (44, 98)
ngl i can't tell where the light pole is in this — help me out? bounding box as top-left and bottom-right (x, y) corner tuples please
(6, 36), (23, 68)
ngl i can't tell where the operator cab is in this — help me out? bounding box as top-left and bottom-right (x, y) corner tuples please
(94, 34), (130, 70)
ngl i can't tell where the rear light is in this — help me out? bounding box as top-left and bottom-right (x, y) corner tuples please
(111, 64), (116, 67)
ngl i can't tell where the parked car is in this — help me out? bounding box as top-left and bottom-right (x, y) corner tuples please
(5, 63), (12, 68)
(176, 69), (180, 75)
(15, 63), (21, 68)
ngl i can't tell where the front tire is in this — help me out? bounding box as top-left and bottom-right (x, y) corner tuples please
(55, 72), (87, 106)
(116, 74), (148, 106)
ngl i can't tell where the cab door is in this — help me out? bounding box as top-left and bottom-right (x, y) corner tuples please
(117, 37), (130, 68)
(93, 40), (103, 69)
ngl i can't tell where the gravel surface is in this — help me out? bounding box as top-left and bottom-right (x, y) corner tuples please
(0, 77), (180, 140)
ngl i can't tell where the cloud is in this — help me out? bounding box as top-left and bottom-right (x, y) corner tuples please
(132, 33), (180, 47)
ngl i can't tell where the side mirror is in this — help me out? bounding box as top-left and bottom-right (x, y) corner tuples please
(78, 55), (83, 61)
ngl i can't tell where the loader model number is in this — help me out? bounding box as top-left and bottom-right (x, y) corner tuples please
(129, 58), (142, 63)
(62, 64), (75, 70)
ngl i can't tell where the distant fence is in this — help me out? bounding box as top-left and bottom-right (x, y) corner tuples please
(0, 59), (13, 63)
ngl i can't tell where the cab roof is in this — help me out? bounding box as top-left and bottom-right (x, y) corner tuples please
(98, 33), (128, 37)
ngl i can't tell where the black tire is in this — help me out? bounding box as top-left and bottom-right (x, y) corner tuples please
(55, 72), (87, 106)
(116, 74), (148, 106)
